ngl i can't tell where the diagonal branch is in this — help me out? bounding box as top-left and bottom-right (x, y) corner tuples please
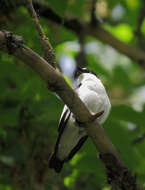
(135, 0), (145, 49)
(0, 30), (142, 190)
(132, 133), (145, 145)
(86, 23), (145, 68)
(90, 0), (98, 25)
(25, 0), (56, 68)
(1, 0), (145, 68)
(32, 1), (145, 69)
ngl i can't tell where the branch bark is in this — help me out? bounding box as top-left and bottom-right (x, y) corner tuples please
(0, 30), (142, 190)
(86, 23), (145, 68)
(32, 1), (145, 69)
(135, 0), (145, 49)
(1, 0), (145, 68)
(25, 0), (56, 68)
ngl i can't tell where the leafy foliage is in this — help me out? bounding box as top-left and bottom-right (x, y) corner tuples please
(0, 0), (145, 189)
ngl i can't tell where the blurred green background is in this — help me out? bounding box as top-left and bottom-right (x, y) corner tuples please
(0, 0), (145, 189)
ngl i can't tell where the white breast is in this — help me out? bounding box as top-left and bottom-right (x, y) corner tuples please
(77, 77), (111, 123)
(57, 74), (111, 160)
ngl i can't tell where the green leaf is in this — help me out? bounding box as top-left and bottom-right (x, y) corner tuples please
(105, 23), (133, 42)
(112, 65), (133, 91)
(0, 107), (20, 126)
(109, 104), (144, 127)
(87, 54), (111, 78)
(141, 19), (145, 35)
(104, 120), (141, 170)
(46, 0), (68, 16)
(125, 0), (139, 10)
(64, 169), (78, 188)
(67, 0), (86, 17)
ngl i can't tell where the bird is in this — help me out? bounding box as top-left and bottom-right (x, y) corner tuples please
(49, 67), (111, 173)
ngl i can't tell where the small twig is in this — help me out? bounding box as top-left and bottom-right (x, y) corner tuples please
(75, 34), (87, 72)
(91, 0), (98, 25)
(76, 111), (104, 126)
(135, 1), (145, 49)
(132, 133), (145, 145)
(25, 0), (56, 68)
(90, 111), (104, 121)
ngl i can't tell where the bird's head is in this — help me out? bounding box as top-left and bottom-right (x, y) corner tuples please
(77, 67), (98, 77)
(76, 67), (99, 84)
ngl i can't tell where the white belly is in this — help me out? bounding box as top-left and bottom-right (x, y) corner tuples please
(57, 116), (86, 160)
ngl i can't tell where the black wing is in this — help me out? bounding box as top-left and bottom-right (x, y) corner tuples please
(58, 107), (70, 133)
(57, 105), (88, 161)
(50, 105), (88, 172)
(55, 108), (71, 152)
(49, 108), (71, 172)
(65, 135), (88, 162)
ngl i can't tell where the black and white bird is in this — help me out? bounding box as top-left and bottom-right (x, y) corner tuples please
(49, 67), (111, 172)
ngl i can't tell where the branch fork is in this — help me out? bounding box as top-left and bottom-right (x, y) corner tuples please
(3, 30), (23, 54)
(76, 110), (104, 126)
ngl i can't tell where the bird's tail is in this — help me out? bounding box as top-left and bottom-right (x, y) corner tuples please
(49, 153), (64, 173)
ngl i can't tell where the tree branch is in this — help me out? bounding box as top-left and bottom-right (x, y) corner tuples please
(25, 0), (56, 68)
(1, 0), (145, 68)
(0, 30), (142, 189)
(32, 1), (145, 69)
(90, 0), (97, 25)
(2, 0), (145, 68)
(86, 23), (145, 68)
(135, 0), (145, 49)
(132, 133), (145, 145)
